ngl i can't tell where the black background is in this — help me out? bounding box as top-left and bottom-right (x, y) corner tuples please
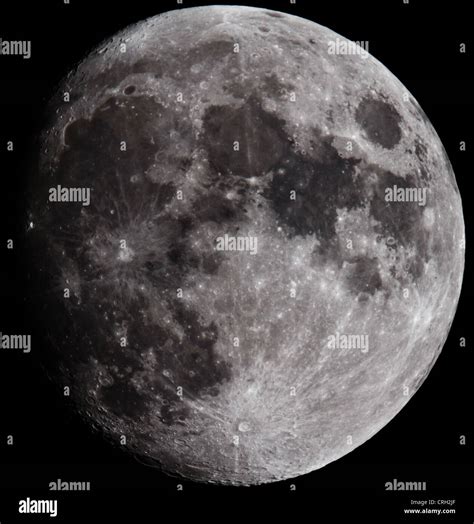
(0, 0), (472, 521)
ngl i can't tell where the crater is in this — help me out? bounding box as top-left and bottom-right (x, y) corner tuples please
(355, 96), (402, 149)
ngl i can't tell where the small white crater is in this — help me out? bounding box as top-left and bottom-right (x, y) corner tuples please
(117, 246), (135, 262)
(238, 421), (251, 432)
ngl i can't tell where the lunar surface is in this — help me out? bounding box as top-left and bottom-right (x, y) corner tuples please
(27, 6), (464, 485)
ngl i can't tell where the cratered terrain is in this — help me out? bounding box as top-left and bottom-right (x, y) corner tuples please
(27, 6), (465, 485)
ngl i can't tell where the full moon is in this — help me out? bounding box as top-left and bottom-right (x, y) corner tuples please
(27, 6), (465, 485)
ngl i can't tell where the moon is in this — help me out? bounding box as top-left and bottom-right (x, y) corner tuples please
(27, 6), (465, 485)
